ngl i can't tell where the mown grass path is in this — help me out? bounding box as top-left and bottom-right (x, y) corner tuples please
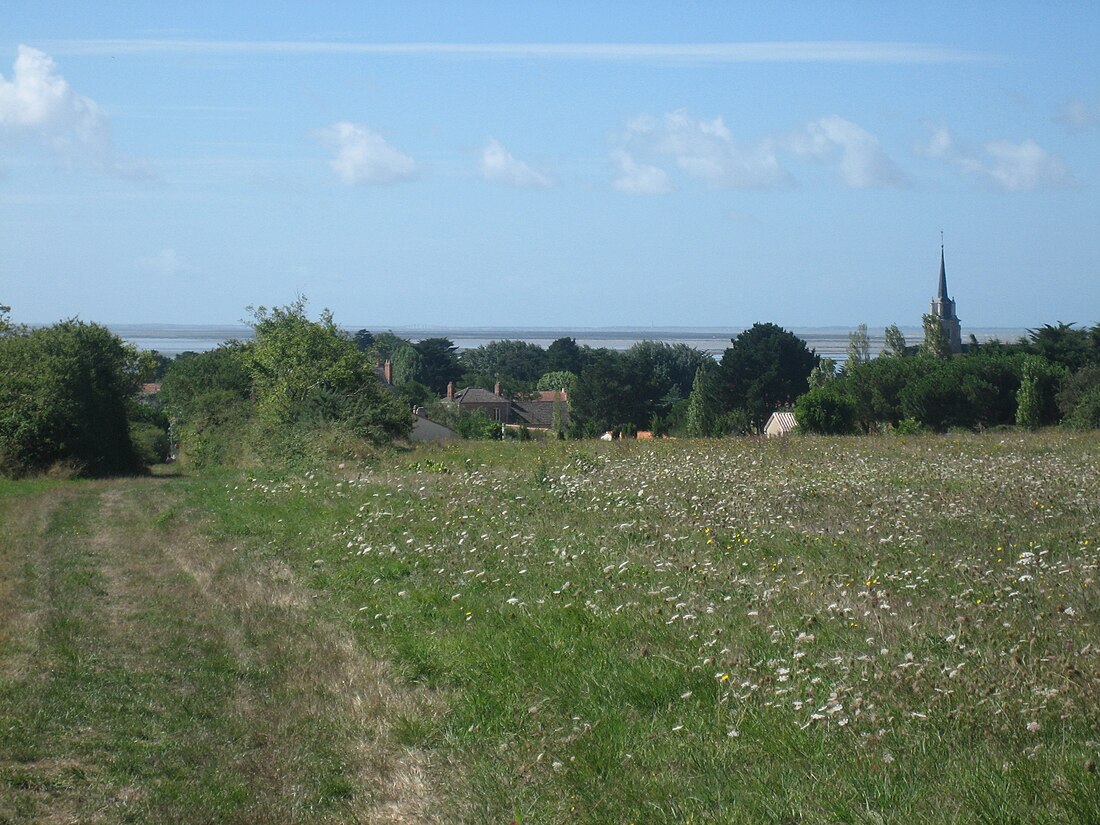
(0, 476), (439, 824)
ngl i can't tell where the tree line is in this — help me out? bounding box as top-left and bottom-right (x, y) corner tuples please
(795, 322), (1100, 434)
(3, 297), (1098, 478)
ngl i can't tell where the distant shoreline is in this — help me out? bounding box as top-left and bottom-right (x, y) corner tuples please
(103, 323), (1031, 359)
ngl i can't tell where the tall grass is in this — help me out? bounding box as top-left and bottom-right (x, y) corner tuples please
(193, 432), (1100, 823)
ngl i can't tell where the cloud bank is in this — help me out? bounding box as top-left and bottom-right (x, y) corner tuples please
(312, 121), (417, 185)
(919, 126), (1071, 191)
(614, 110), (907, 193)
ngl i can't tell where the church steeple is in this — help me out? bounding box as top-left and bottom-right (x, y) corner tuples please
(929, 237), (962, 353)
(937, 243), (950, 303)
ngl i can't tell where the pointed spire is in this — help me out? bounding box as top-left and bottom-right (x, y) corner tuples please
(937, 240), (950, 302)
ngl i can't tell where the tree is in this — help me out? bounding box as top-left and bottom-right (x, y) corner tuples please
(389, 344), (423, 387)
(718, 323), (818, 433)
(537, 370), (578, 395)
(920, 314), (951, 360)
(794, 385), (858, 435)
(808, 357), (837, 389)
(685, 362), (721, 437)
(1026, 322), (1093, 372)
(459, 340), (547, 385)
(882, 324), (907, 358)
(245, 298), (410, 443)
(545, 336), (585, 375)
(1015, 356), (1043, 430)
(846, 323), (871, 370)
(352, 329), (375, 353)
(159, 345), (253, 467)
(0, 319), (145, 476)
(412, 337), (462, 396)
(570, 350), (632, 435)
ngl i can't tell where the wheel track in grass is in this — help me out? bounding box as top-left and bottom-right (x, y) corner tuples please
(0, 477), (443, 824)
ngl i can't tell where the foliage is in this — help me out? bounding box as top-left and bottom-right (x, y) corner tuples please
(412, 337), (463, 396)
(544, 336), (585, 374)
(158, 345), (254, 467)
(389, 344), (423, 387)
(794, 384), (858, 434)
(1026, 322), (1096, 373)
(718, 323), (818, 433)
(1016, 359), (1042, 430)
(460, 340), (547, 386)
(569, 350), (632, 435)
(1058, 365), (1100, 424)
(245, 298), (409, 445)
(684, 362), (721, 437)
(882, 323), (907, 358)
(845, 323), (871, 369)
(352, 328), (375, 352)
(0, 319), (145, 477)
(536, 370), (578, 395)
(453, 409), (503, 440)
(920, 313), (951, 359)
(807, 357), (837, 389)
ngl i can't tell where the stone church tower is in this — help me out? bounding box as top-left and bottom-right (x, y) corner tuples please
(930, 243), (962, 354)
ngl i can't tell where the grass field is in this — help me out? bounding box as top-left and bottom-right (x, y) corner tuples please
(2, 433), (1099, 823)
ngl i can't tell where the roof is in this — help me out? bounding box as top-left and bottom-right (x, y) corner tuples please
(938, 245), (950, 302)
(511, 399), (565, 430)
(765, 411), (797, 436)
(452, 387), (505, 403)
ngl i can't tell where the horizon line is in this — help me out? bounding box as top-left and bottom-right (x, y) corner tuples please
(43, 39), (995, 64)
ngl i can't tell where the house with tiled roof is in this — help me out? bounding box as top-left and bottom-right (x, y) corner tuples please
(444, 382), (568, 434)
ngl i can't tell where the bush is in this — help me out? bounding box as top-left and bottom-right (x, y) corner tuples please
(0, 320), (144, 477)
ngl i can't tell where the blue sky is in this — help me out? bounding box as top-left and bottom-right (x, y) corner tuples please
(2, 2), (1098, 329)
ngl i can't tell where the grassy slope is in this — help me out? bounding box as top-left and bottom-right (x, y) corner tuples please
(188, 433), (1100, 824)
(1, 433), (1098, 823)
(0, 475), (439, 824)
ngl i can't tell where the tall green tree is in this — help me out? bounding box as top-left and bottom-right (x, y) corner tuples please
(545, 336), (585, 375)
(0, 319), (145, 476)
(412, 337), (462, 396)
(718, 323), (818, 433)
(245, 298), (410, 443)
(846, 323), (871, 370)
(920, 314), (951, 359)
(459, 340), (547, 385)
(882, 324), (907, 358)
(685, 362), (721, 437)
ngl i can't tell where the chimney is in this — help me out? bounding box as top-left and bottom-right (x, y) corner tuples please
(383, 359), (393, 385)
(446, 381), (454, 400)
(494, 381), (502, 397)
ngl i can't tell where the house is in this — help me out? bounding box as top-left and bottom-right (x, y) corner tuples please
(764, 411), (797, 438)
(446, 382), (512, 422)
(444, 382), (569, 434)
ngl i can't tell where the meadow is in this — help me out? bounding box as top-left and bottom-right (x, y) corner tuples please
(2, 433), (1098, 823)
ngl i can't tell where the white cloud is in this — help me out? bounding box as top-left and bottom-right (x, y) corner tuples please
(611, 149), (671, 195)
(0, 44), (149, 177)
(625, 110), (791, 189)
(919, 125), (1071, 191)
(1058, 97), (1100, 131)
(312, 121), (417, 185)
(479, 138), (552, 188)
(790, 115), (907, 188)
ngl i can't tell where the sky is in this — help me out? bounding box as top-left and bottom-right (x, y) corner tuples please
(2, 1), (1098, 330)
